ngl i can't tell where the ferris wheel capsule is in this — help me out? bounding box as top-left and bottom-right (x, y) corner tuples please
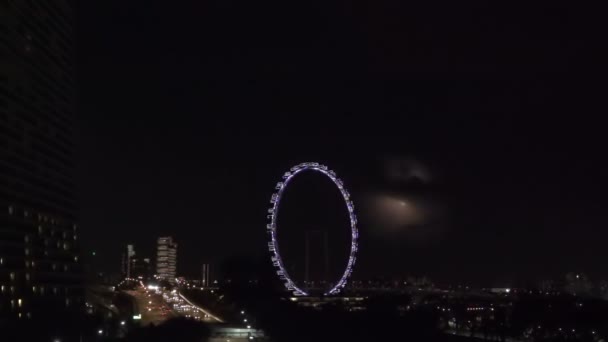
(266, 162), (359, 296)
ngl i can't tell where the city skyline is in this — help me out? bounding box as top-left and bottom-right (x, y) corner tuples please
(2, 1), (608, 341)
(76, 2), (608, 285)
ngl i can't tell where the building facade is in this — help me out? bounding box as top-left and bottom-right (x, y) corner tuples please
(156, 237), (177, 284)
(122, 244), (136, 279)
(130, 257), (152, 282)
(202, 263), (212, 288)
(0, 1), (81, 320)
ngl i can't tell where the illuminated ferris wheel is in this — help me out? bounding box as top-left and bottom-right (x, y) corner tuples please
(266, 162), (359, 296)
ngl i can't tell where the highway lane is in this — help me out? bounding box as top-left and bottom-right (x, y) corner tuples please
(126, 288), (176, 326)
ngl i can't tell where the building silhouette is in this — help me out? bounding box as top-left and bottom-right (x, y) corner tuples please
(0, 1), (81, 321)
(201, 263), (213, 287)
(130, 257), (152, 282)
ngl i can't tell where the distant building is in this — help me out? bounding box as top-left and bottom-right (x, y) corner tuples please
(130, 257), (152, 281)
(202, 263), (213, 288)
(564, 272), (592, 297)
(121, 244), (136, 278)
(156, 237), (177, 283)
(0, 1), (81, 321)
(407, 276), (434, 289)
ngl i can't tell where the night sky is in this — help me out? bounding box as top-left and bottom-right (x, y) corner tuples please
(77, 1), (606, 286)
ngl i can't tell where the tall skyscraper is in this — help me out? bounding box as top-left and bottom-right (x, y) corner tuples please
(201, 263), (212, 288)
(0, 1), (81, 321)
(156, 237), (177, 284)
(122, 244), (135, 278)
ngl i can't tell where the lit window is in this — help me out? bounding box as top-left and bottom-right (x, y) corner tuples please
(24, 210), (29, 218)
(63, 242), (70, 250)
(10, 286), (15, 294)
(31, 261), (36, 268)
(52, 264), (57, 271)
(53, 287), (58, 295)
(38, 226), (43, 234)
(1, 285), (4, 293)
(74, 256), (79, 262)
(64, 265), (68, 272)
(25, 261), (30, 268)
(24, 249), (30, 256)
(40, 287), (45, 295)
(1, 257), (3, 265)
(10, 272), (15, 281)
(32, 286), (36, 293)
(8, 205), (14, 215)
(27, 312), (31, 319)
(65, 298), (70, 307)
(18, 299), (22, 307)
(25, 273), (30, 281)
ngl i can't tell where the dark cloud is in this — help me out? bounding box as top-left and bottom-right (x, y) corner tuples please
(384, 157), (433, 185)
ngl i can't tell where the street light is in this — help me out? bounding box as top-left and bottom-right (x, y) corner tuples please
(98, 330), (103, 335)
(120, 321), (126, 326)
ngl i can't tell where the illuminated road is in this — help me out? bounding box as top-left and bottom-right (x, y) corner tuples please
(178, 292), (223, 323)
(126, 287), (224, 327)
(163, 290), (223, 323)
(126, 289), (176, 326)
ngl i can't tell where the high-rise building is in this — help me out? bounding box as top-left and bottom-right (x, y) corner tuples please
(130, 258), (152, 282)
(120, 244), (151, 281)
(122, 244), (136, 278)
(156, 237), (177, 284)
(0, 1), (81, 321)
(201, 263), (212, 288)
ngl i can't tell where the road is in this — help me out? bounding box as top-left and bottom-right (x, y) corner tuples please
(177, 292), (224, 323)
(126, 288), (176, 326)
(126, 288), (223, 326)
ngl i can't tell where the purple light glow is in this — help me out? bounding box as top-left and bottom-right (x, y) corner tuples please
(267, 162), (359, 296)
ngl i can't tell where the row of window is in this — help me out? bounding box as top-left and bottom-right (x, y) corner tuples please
(2, 256), (78, 273)
(1, 284), (69, 295)
(7, 205), (77, 230)
(0, 82), (74, 141)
